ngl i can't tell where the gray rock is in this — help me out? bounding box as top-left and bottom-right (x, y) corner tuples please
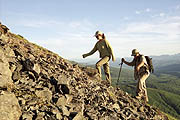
(23, 59), (34, 71)
(65, 94), (73, 104)
(57, 74), (70, 85)
(35, 88), (52, 102)
(33, 63), (41, 75)
(52, 108), (63, 120)
(22, 113), (33, 120)
(36, 112), (45, 120)
(18, 97), (26, 106)
(12, 71), (21, 81)
(138, 106), (144, 112)
(3, 46), (15, 58)
(56, 96), (67, 106)
(9, 63), (16, 72)
(112, 103), (120, 110)
(0, 92), (22, 120)
(56, 112), (63, 120)
(28, 54), (36, 61)
(0, 48), (13, 88)
(73, 112), (84, 120)
(81, 67), (98, 77)
(61, 105), (70, 116)
(59, 84), (70, 94)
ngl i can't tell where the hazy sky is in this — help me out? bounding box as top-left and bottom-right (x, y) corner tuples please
(1, 0), (180, 61)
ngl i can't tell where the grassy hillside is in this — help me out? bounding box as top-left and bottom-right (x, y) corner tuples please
(155, 64), (180, 77)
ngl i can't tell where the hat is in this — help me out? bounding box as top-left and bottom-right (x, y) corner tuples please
(131, 49), (139, 56)
(94, 31), (103, 37)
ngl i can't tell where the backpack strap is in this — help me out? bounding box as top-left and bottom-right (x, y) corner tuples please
(136, 55), (148, 68)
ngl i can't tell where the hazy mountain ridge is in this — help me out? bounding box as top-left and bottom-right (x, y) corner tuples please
(155, 64), (180, 77)
(78, 53), (180, 71)
(111, 54), (180, 68)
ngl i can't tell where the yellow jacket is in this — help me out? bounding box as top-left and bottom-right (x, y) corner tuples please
(84, 39), (115, 61)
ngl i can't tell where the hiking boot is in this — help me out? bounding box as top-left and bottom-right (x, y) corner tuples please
(140, 96), (148, 104)
(135, 96), (142, 100)
(94, 73), (101, 80)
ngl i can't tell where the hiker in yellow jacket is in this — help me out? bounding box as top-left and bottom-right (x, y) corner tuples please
(82, 31), (115, 85)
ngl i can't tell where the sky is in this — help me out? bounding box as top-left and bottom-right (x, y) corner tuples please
(1, 0), (180, 61)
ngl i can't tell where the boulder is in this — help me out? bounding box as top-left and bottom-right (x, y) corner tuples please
(61, 105), (70, 116)
(0, 48), (13, 88)
(57, 74), (70, 85)
(33, 63), (41, 75)
(56, 96), (67, 106)
(0, 92), (22, 120)
(0, 23), (9, 35)
(35, 88), (52, 102)
(72, 112), (84, 120)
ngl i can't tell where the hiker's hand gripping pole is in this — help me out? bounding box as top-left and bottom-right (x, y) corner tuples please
(116, 61), (123, 86)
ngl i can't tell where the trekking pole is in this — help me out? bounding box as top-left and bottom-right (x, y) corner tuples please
(116, 62), (123, 86)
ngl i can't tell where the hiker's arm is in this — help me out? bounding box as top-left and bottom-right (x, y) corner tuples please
(83, 44), (97, 58)
(105, 40), (116, 61)
(122, 58), (135, 66)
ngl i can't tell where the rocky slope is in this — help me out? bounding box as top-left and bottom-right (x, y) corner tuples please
(0, 23), (168, 120)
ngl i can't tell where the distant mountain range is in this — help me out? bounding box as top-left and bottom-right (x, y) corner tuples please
(77, 53), (180, 67)
(77, 53), (180, 77)
(109, 53), (180, 68)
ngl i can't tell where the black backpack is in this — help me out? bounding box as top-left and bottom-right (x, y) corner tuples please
(145, 56), (154, 73)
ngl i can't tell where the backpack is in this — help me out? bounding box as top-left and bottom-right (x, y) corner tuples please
(144, 56), (154, 73)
